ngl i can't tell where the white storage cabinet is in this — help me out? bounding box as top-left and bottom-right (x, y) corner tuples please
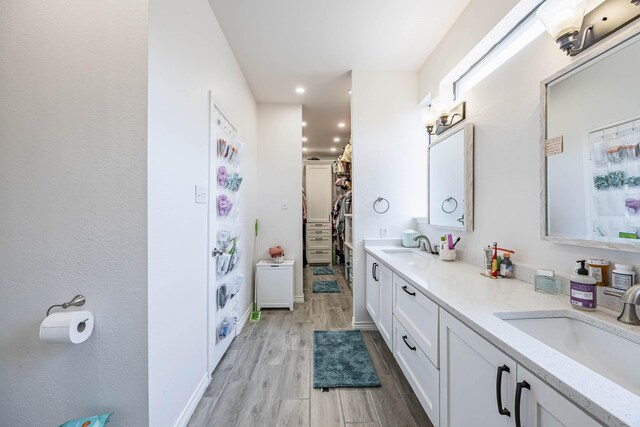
(256, 260), (294, 310)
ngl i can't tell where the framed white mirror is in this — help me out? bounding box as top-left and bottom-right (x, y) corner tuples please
(542, 27), (640, 252)
(428, 123), (474, 231)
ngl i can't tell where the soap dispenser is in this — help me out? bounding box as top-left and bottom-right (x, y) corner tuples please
(570, 260), (597, 311)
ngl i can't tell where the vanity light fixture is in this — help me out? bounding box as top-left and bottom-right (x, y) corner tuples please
(302, 137), (308, 142)
(537, 0), (640, 56)
(420, 101), (466, 136)
(338, 122), (346, 128)
(302, 121), (307, 127)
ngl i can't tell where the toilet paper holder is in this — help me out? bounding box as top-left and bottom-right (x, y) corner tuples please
(45, 294), (86, 317)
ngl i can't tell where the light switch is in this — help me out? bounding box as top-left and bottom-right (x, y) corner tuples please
(195, 185), (208, 204)
(281, 200), (288, 210)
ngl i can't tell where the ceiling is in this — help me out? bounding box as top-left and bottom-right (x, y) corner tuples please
(209, 0), (471, 156)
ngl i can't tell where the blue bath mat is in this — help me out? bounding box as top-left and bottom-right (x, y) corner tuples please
(313, 330), (380, 388)
(313, 266), (334, 275)
(313, 280), (340, 293)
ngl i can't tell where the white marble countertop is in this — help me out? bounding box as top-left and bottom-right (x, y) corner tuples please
(365, 243), (640, 427)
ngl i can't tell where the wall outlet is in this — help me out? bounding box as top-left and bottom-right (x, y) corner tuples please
(380, 227), (388, 238)
(195, 185), (207, 204)
(281, 200), (288, 210)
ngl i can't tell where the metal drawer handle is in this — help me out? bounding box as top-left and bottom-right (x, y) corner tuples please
(515, 380), (530, 427)
(401, 285), (416, 296)
(315, 231), (323, 234)
(496, 365), (511, 417)
(402, 335), (416, 351)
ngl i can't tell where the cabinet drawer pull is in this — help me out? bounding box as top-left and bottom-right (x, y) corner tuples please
(402, 335), (416, 351)
(515, 380), (530, 427)
(401, 285), (416, 296)
(496, 365), (511, 417)
(315, 251), (323, 254)
(315, 230), (323, 234)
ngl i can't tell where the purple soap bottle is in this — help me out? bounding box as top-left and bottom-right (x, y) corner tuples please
(570, 260), (597, 311)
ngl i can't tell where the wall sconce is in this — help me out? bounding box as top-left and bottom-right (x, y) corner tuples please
(537, 0), (640, 56)
(420, 101), (466, 136)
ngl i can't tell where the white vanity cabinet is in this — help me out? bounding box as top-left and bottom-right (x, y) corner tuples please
(440, 310), (600, 427)
(516, 367), (601, 427)
(440, 310), (516, 427)
(365, 254), (392, 349)
(394, 274), (439, 367)
(365, 254), (380, 324)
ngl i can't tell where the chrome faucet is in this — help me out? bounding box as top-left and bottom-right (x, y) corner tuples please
(413, 234), (434, 254)
(603, 285), (640, 326)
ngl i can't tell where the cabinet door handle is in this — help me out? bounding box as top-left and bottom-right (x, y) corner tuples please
(401, 285), (416, 296)
(496, 365), (511, 417)
(371, 263), (376, 280)
(515, 380), (530, 427)
(402, 335), (416, 351)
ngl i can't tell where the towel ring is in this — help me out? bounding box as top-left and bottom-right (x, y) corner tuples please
(441, 196), (458, 214)
(373, 197), (390, 214)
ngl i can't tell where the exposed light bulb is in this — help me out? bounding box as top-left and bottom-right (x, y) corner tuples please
(333, 137), (340, 142)
(338, 122), (346, 128)
(302, 137), (308, 142)
(302, 121), (307, 127)
(302, 147), (308, 152)
(331, 147), (337, 152)
(295, 87), (305, 94)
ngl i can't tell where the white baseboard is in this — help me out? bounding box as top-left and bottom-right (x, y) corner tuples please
(352, 319), (378, 331)
(174, 373), (209, 427)
(294, 294), (305, 304)
(236, 304), (252, 333)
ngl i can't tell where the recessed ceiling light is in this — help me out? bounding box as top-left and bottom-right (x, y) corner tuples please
(295, 87), (305, 94)
(302, 121), (307, 127)
(338, 122), (345, 128)
(331, 147), (337, 152)
(348, 89), (352, 95)
(302, 137), (308, 142)
(302, 147), (308, 152)
(333, 137), (340, 142)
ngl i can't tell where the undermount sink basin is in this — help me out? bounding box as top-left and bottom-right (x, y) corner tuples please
(380, 248), (427, 261)
(498, 311), (640, 396)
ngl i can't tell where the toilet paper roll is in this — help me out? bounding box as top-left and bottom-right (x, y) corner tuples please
(39, 310), (94, 344)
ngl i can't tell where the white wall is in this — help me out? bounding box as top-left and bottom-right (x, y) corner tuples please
(257, 104), (304, 299)
(417, 0), (640, 278)
(417, 0), (519, 99)
(0, 1), (149, 426)
(351, 71), (428, 325)
(148, 0), (258, 425)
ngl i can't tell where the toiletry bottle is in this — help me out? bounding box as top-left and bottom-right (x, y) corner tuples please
(570, 260), (597, 311)
(483, 246), (492, 274)
(612, 264), (636, 291)
(491, 242), (499, 277)
(500, 253), (513, 278)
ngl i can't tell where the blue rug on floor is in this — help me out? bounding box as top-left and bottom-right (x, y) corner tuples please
(313, 280), (340, 293)
(313, 330), (381, 388)
(313, 266), (334, 275)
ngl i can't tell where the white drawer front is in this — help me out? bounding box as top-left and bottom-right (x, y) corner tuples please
(307, 229), (331, 238)
(394, 275), (439, 368)
(307, 249), (331, 264)
(393, 317), (440, 427)
(307, 236), (331, 249)
(306, 222), (331, 231)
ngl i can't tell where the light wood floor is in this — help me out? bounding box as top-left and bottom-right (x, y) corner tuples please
(188, 265), (433, 427)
